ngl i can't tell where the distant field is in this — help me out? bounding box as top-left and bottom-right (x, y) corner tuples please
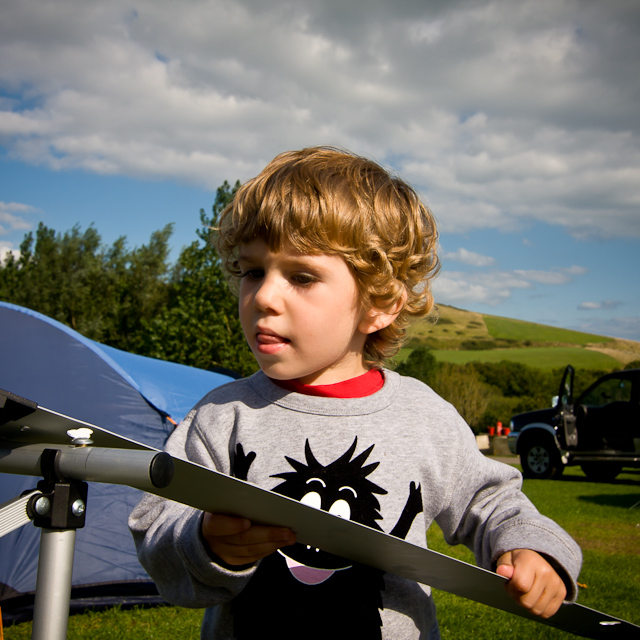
(483, 315), (612, 346)
(404, 305), (639, 369)
(432, 346), (619, 370)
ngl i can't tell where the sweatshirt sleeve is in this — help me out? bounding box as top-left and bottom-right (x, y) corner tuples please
(128, 407), (256, 608)
(432, 412), (582, 601)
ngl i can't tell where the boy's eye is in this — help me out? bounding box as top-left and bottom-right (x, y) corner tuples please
(240, 268), (264, 280)
(292, 273), (317, 286)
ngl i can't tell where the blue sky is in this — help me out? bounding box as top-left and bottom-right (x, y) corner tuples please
(1, 0), (639, 341)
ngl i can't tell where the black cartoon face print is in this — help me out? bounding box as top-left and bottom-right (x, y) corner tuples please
(230, 438), (423, 640)
(269, 438), (388, 577)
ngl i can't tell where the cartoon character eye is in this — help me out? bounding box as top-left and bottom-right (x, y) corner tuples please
(300, 491), (322, 510)
(328, 499), (351, 520)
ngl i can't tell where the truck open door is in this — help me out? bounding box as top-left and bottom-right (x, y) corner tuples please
(556, 365), (578, 448)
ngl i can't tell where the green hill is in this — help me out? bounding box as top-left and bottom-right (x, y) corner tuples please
(405, 305), (640, 371)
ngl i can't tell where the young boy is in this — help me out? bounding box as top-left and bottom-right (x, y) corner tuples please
(130, 147), (581, 639)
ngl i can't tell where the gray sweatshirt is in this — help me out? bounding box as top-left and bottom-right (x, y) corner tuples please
(129, 370), (582, 639)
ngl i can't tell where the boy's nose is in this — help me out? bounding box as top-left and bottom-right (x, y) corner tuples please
(253, 275), (283, 313)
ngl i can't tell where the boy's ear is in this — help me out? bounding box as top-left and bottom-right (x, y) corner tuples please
(359, 291), (407, 335)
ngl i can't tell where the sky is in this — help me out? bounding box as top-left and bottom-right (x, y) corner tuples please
(1, 0), (639, 341)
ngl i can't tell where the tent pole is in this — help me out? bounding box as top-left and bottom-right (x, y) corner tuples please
(0, 435), (174, 634)
(32, 528), (77, 640)
(0, 491), (39, 539)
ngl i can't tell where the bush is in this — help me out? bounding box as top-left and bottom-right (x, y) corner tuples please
(460, 339), (495, 351)
(395, 348), (438, 386)
(431, 363), (490, 434)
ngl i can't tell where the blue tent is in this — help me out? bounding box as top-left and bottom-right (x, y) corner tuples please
(0, 301), (237, 622)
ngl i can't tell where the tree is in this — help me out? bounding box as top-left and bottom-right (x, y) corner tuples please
(431, 363), (491, 433)
(142, 180), (258, 377)
(100, 225), (173, 353)
(395, 349), (489, 432)
(0, 222), (173, 347)
(0, 180), (257, 376)
(395, 348), (438, 387)
(1, 223), (102, 333)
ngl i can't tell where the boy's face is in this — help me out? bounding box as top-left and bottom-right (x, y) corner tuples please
(238, 238), (371, 385)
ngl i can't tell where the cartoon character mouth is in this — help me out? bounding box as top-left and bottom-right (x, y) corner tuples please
(278, 545), (352, 585)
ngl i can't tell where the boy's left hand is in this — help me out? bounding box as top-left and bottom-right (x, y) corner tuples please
(496, 549), (566, 618)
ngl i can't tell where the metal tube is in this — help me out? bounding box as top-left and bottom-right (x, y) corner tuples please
(0, 445), (173, 489)
(0, 491), (39, 538)
(32, 528), (76, 640)
(58, 446), (174, 488)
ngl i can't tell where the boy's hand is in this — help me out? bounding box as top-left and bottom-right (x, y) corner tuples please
(496, 549), (566, 618)
(202, 512), (296, 566)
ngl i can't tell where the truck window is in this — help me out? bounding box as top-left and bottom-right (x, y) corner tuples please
(580, 377), (632, 406)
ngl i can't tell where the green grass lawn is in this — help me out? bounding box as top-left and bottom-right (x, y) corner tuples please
(429, 464), (640, 638)
(432, 346), (618, 370)
(4, 466), (639, 639)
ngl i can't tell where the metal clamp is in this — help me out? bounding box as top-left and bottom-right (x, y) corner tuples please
(26, 448), (88, 530)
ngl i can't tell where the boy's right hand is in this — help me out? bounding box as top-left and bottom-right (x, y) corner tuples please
(201, 512), (296, 566)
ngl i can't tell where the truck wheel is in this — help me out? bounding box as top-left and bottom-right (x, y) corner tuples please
(520, 439), (564, 480)
(580, 462), (622, 482)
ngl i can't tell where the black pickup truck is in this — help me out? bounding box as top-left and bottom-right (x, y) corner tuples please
(508, 365), (640, 481)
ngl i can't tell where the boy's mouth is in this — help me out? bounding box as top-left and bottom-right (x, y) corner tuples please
(255, 331), (290, 354)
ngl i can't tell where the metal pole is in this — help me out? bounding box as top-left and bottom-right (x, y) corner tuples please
(0, 491), (39, 539)
(0, 445), (174, 490)
(0, 444), (173, 639)
(31, 528), (77, 640)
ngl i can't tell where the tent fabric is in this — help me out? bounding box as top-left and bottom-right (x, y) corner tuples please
(0, 301), (236, 621)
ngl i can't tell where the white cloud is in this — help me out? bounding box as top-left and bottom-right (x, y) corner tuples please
(433, 270), (530, 306)
(0, 242), (21, 264)
(433, 265), (587, 306)
(578, 300), (623, 311)
(0, 201), (38, 235)
(442, 247), (496, 267)
(0, 0), (638, 235)
(564, 265), (588, 276)
(578, 302), (602, 310)
(513, 266), (587, 285)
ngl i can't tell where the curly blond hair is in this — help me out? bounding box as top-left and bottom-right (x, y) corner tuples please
(217, 146), (439, 367)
